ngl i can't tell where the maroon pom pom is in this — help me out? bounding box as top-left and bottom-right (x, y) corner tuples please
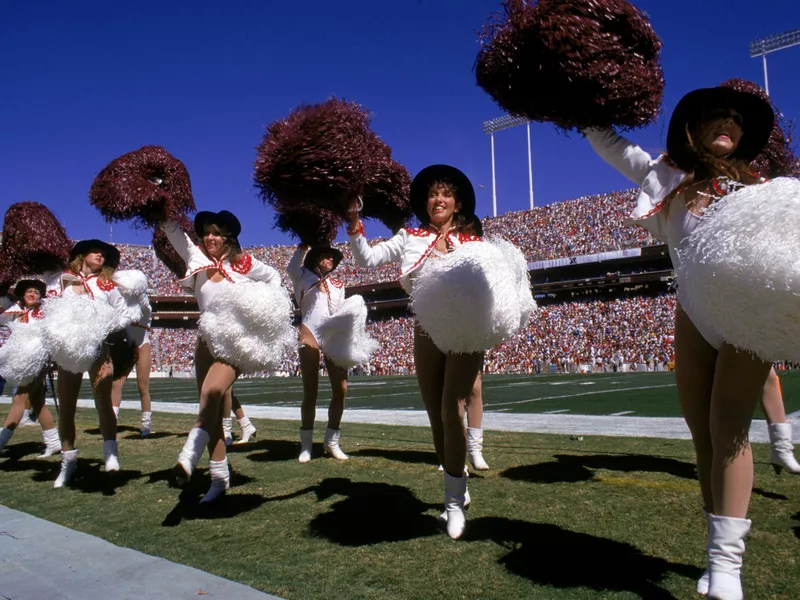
(476, 0), (664, 131)
(254, 98), (373, 218)
(275, 207), (341, 246)
(720, 78), (800, 178)
(1, 202), (71, 280)
(90, 146), (196, 229)
(362, 139), (413, 232)
(152, 215), (197, 278)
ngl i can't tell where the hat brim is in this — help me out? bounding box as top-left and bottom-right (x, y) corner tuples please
(303, 246), (343, 272)
(409, 165), (476, 224)
(667, 87), (774, 172)
(69, 239), (121, 269)
(13, 279), (46, 300)
(194, 210), (242, 239)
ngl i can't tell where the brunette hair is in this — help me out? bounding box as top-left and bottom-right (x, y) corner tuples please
(425, 180), (480, 236)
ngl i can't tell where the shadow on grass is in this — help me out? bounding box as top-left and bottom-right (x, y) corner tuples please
(121, 431), (178, 440)
(347, 447), (438, 466)
(66, 461), (144, 496)
(85, 425), (140, 435)
(752, 487), (789, 501)
(467, 516), (698, 600)
(244, 439), (306, 462)
(792, 511), (799, 540)
(0, 454), (58, 482)
(0, 440), (45, 460)
(503, 453), (697, 484)
(162, 491), (268, 526)
(266, 477), (441, 545)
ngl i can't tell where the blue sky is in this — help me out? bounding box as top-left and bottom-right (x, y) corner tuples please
(2, 0), (799, 247)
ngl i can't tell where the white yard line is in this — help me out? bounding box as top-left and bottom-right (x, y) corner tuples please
(609, 411), (635, 416)
(485, 384), (676, 408)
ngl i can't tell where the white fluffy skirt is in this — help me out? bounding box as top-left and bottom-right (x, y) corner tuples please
(410, 237), (536, 353)
(0, 321), (49, 386)
(40, 294), (120, 373)
(198, 280), (297, 374)
(676, 177), (800, 362)
(316, 295), (379, 368)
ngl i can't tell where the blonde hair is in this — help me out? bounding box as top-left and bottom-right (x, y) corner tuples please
(69, 254), (115, 282)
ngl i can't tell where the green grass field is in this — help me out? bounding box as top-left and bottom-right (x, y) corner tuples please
(1, 411), (798, 600)
(121, 370), (800, 418)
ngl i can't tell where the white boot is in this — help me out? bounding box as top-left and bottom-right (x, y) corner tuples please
(103, 440), (120, 472)
(19, 409), (35, 427)
(54, 449), (78, 488)
(200, 459), (230, 503)
(112, 405), (120, 420)
(298, 428), (313, 463)
(443, 471), (467, 540)
(707, 514), (751, 600)
(323, 427), (348, 460)
(39, 428), (62, 458)
(768, 422), (800, 474)
(234, 417), (257, 444)
(0, 427), (14, 453)
(141, 411), (152, 437)
(697, 509), (711, 595)
(223, 418), (233, 446)
(467, 427), (489, 470)
(438, 485), (471, 522)
(174, 427), (210, 485)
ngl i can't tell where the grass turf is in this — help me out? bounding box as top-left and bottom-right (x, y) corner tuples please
(1, 410), (798, 599)
(117, 370), (800, 418)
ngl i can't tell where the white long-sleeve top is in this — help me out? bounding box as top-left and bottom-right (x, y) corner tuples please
(287, 246), (345, 341)
(161, 220), (280, 312)
(585, 128), (688, 242)
(348, 221), (482, 293)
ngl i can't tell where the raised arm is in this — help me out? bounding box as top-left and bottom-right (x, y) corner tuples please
(348, 222), (405, 269)
(160, 220), (205, 266)
(584, 127), (655, 185)
(286, 245), (309, 285)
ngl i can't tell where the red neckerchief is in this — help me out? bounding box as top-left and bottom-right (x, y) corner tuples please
(62, 271), (97, 299)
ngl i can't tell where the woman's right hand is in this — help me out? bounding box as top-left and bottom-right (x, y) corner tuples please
(346, 196), (362, 228)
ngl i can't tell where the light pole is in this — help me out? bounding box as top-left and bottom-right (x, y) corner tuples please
(749, 28), (800, 96)
(482, 114), (533, 216)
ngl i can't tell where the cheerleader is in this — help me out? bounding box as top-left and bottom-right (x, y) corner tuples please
(0, 279), (60, 457)
(586, 86), (775, 599)
(347, 165), (484, 539)
(49, 240), (139, 487)
(161, 210), (281, 502)
(287, 243), (349, 462)
(110, 277), (153, 436)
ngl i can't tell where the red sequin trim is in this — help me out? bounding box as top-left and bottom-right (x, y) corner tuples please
(405, 227), (435, 238)
(457, 232), (481, 243)
(230, 254), (253, 274)
(347, 220), (365, 236)
(97, 278), (116, 291)
(329, 277), (344, 288)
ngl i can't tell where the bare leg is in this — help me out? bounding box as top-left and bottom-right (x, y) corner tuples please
(441, 352), (483, 476)
(299, 325), (320, 430)
(414, 325), (447, 465)
(57, 369), (84, 451)
(761, 367), (787, 424)
(136, 343), (152, 413)
(709, 345), (770, 517)
(4, 388), (31, 430)
(325, 357), (348, 430)
(674, 305), (717, 512)
(28, 380), (55, 431)
(466, 366), (484, 429)
(231, 391), (245, 420)
(111, 376), (125, 410)
(90, 356), (117, 441)
(200, 361), (238, 462)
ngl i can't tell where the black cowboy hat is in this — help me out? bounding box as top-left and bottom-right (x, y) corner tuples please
(70, 239), (121, 269)
(194, 210), (242, 239)
(409, 165), (476, 224)
(13, 279), (46, 301)
(303, 246), (343, 272)
(667, 87), (774, 173)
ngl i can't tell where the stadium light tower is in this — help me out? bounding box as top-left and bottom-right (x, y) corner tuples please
(482, 114), (534, 217)
(749, 28), (800, 96)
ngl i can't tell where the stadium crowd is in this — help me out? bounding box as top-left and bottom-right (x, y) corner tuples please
(151, 294), (677, 375)
(116, 188), (658, 294)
